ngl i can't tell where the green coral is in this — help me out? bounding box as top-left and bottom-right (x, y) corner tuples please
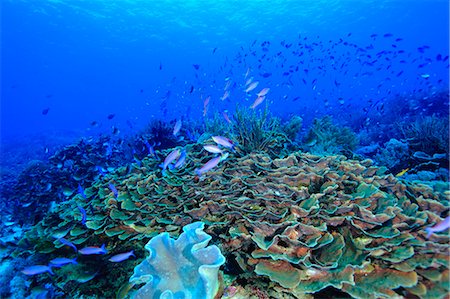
(399, 115), (449, 155)
(303, 115), (359, 156)
(231, 105), (290, 156)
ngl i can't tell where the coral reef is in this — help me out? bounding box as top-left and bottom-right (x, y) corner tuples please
(231, 106), (291, 156)
(400, 115), (449, 155)
(303, 116), (359, 157)
(373, 138), (410, 171)
(15, 145), (449, 299)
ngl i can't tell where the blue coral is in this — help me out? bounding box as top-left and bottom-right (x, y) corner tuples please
(129, 222), (225, 299)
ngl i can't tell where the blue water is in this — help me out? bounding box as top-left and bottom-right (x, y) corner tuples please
(2, 0), (448, 140)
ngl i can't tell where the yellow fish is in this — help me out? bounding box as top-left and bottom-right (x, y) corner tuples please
(395, 168), (409, 177)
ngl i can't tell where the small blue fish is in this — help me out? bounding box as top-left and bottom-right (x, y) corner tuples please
(78, 184), (86, 199)
(77, 206), (87, 225)
(109, 183), (118, 198)
(58, 238), (78, 253)
(22, 265), (54, 276)
(79, 244), (107, 255)
(108, 250), (135, 262)
(49, 257), (78, 267)
(144, 140), (156, 157)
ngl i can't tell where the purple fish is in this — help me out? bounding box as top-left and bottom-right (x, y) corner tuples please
(77, 206), (87, 225)
(79, 244), (107, 255)
(195, 156), (221, 176)
(49, 257), (78, 267)
(108, 250), (135, 262)
(108, 183), (118, 198)
(161, 149), (181, 175)
(212, 136), (234, 149)
(58, 238), (78, 253)
(22, 265), (54, 276)
(173, 119), (182, 136)
(174, 150), (187, 169)
(425, 216), (450, 238)
(203, 145), (223, 154)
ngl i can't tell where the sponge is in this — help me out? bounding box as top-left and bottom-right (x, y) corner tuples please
(130, 222), (225, 299)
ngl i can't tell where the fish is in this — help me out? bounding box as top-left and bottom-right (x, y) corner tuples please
(193, 64), (200, 70)
(109, 250), (135, 262)
(77, 184), (86, 199)
(222, 110), (232, 124)
(245, 81), (259, 93)
(395, 168), (409, 177)
(143, 140), (156, 157)
(257, 88), (270, 97)
(212, 136), (234, 149)
(203, 96), (210, 117)
(49, 257), (78, 267)
(203, 145), (223, 154)
(22, 265), (54, 276)
(425, 216), (450, 238)
(109, 183), (118, 198)
(221, 90), (230, 101)
(174, 150), (187, 169)
(58, 237), (78, 252)
(42, 108), (50, 115)
(79, 244), (108, 255)
(161, 148), (181, 174)
(107, 114), (115, 120)
(250, 96), (265, 109)
(173, 119), (182, 136)
(77, 206), (87, 225)
(195, 156), (221, 176)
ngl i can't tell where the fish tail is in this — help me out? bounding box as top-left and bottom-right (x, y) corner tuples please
(48, 267), (55, 275)
(425, 228), (433, 238)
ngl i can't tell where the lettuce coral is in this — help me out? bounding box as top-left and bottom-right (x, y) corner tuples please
(129, 221), (225, 299)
